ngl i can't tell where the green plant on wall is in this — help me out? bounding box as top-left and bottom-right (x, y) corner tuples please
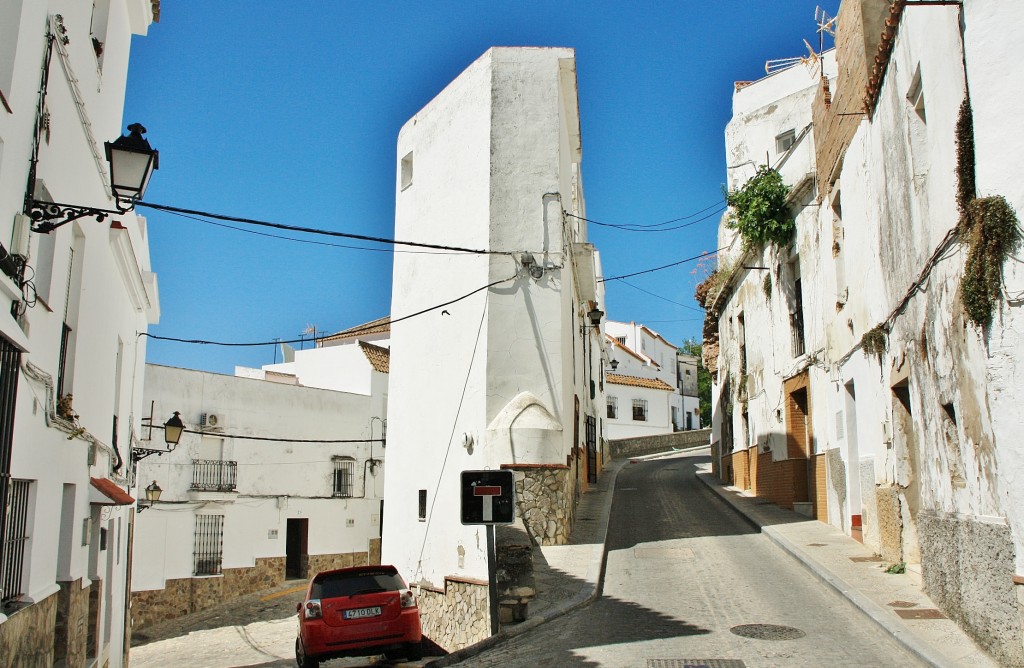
(762, 273), (772, 301)
(861, 326), (886, 360)
(961, 195), (1021, 328)
(726, 166), (793, 248)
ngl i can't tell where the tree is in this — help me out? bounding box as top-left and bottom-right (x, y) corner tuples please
(679, 339), (712, 427)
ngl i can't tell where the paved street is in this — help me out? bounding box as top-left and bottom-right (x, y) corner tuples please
(454, 451), (927, 668)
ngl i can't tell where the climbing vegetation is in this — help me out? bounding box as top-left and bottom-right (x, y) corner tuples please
(960, 195), (1021, 328)
(726, 166), (794, 248)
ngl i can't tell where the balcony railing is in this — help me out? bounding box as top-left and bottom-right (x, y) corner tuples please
(191, 459), (237, 492)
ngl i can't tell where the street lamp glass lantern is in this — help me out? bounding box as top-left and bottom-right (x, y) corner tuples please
(105, 123), (159, 209)
(144, 480), (163, 504)
(587, 307), (604, 326)
(163, 411), (185, 446)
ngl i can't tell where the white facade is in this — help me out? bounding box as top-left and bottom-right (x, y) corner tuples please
(604, 321), (694, 438)
(383, 47), (605, 599)
(0, 2), (158, 665)
(133, 364), (385, 601)
(709, 1), (1024, 663)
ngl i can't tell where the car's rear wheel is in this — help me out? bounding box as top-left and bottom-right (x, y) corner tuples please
(405, 641), (423, 661)
(295, 638), (320, 668)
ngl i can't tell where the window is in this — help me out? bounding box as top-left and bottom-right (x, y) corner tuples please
(776, 129), (796, 154)
(333, 457), (354, 497)
(907, 66), (926, 122)
(1, 479), (30, 607)
(90, 0), (110, 64)
(632, 399), (647, 421)
(193, 515), (224, 576)
(615, 336), (626, 346)
(400, 152), (413, 190)
(417, 490), (427, 521)
(606, 396), (618, 419)
(0, 335), (21, 608)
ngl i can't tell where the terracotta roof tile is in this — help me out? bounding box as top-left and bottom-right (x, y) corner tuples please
(606, 373), (674, 392)
(359, 341), (390, 373)
(90, 477), (134, 506)
(319, 316), (391, 344)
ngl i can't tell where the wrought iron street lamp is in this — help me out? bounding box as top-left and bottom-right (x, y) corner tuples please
(136, 480), (162, 513)
(132, 411), (185, 464)
(28, 123), (159, 233)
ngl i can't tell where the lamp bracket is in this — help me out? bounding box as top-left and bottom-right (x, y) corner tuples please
(28, 199), (128, 234)
(131, 446), (173, 464)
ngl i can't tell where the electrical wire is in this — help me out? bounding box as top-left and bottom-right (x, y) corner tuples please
(138, 201), (508, 256)
(141, 272), (519, 347)
(619, 280), (704, 312)
(567, 200), (726, 230)
(157, 206), (487, 256)
(177, 428), (383, 443)
(601, 247), (727, 283)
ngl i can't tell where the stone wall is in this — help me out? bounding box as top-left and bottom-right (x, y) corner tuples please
(609, 429), (711, 459)
(134, 555), (292, 629)
(417, 578), (489, 652)
(53, 578), (90, 667)
(306, 551), (369, 575)
(0, 590), (58, 668)
(875, 485), (903, 564)
(503, 464), (574, 546)
(919, 512), (1023, 667)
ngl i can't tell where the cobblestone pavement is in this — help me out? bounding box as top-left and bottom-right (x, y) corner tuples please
(452, 451), (929, 667)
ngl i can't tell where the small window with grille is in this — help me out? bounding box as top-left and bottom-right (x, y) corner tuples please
(193, 515), (224, 576)
(1, 479), (31, 607)
(606, 396), (618, 419)
(632, 399), (648, 421)
(333, 457), (355, 497)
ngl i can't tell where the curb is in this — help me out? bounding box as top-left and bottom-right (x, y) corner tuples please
(423, 459), (625, 667)
(694, 469), (958, 668)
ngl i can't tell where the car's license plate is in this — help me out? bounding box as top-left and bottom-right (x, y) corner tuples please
(343, 606), (382, 620)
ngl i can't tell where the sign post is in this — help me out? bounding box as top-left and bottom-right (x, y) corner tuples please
(460, 470), (515, 635)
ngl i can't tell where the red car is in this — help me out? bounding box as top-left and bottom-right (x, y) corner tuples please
(295, 565), (423, 666)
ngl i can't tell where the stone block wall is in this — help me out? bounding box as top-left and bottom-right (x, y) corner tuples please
(417, 578), (489, 652)
(503, 464), (573, 546)
(919, 512), (1023, 667)
(609, 429), (711, 459)
(306, 551), (369, 575)
(0, 590), (58, 668)
(134, 555), (293, 629)
(53, 578), (90, 667)
(875, 485), (903, 564)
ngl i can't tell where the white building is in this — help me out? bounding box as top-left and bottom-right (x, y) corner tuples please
(707, 1), (1024, 663)
(133, 323), (390, 629)
(383, 47), (605, 650)
(604, 320), (698, 438)
(132, 362), (386, 629)
(0, 2), (160, 665)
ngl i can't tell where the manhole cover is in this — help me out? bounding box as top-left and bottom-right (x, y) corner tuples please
(647, 661), (746, 668)
(730, 624), (806, 640)
(888, 600), (918, 608)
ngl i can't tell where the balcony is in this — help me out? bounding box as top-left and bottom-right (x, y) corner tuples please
(187, 459), (238, 502)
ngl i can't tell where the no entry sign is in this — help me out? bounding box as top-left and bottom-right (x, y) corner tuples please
(460, 470), (515, 525)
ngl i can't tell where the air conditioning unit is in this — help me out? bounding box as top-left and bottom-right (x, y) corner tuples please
(200, 412), (223, 429)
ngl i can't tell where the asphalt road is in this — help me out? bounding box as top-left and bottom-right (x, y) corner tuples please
(454, 450), (927, 668)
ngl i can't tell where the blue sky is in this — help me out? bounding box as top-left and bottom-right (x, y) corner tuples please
(124, 1), (838, 374)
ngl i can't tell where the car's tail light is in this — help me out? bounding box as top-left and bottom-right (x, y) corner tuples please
(399, 589), (417, 608)
(304, 599), (322, 619)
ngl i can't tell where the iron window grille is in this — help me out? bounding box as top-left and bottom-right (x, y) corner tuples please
(193, 514), (224, 576)
(632, 399), (648, 421)
(332, 457), (354, 498)
(1, 479), (30, 607)
(606, 396), (618, 419)
(0, 334), (20, 605)
(191, 460), (237, 492)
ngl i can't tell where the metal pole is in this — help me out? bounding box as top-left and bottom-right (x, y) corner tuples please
(486, 524), (498, 635)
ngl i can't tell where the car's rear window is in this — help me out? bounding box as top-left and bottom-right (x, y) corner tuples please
(311, 570), (406, 599)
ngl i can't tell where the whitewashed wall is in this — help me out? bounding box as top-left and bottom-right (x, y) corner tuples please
(133, 364), (384, 592)
(0, 2), (157, 665)
(384, 48), (600, 591)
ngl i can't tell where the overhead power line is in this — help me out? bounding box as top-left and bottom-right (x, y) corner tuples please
(568, 200), (726, 231)
(601, 248), (726, 283)
(620, 280), (703, 312)
(179, 428), (384, 444)
(139, 201), (506, 256)
(141, 272), (518, 348)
